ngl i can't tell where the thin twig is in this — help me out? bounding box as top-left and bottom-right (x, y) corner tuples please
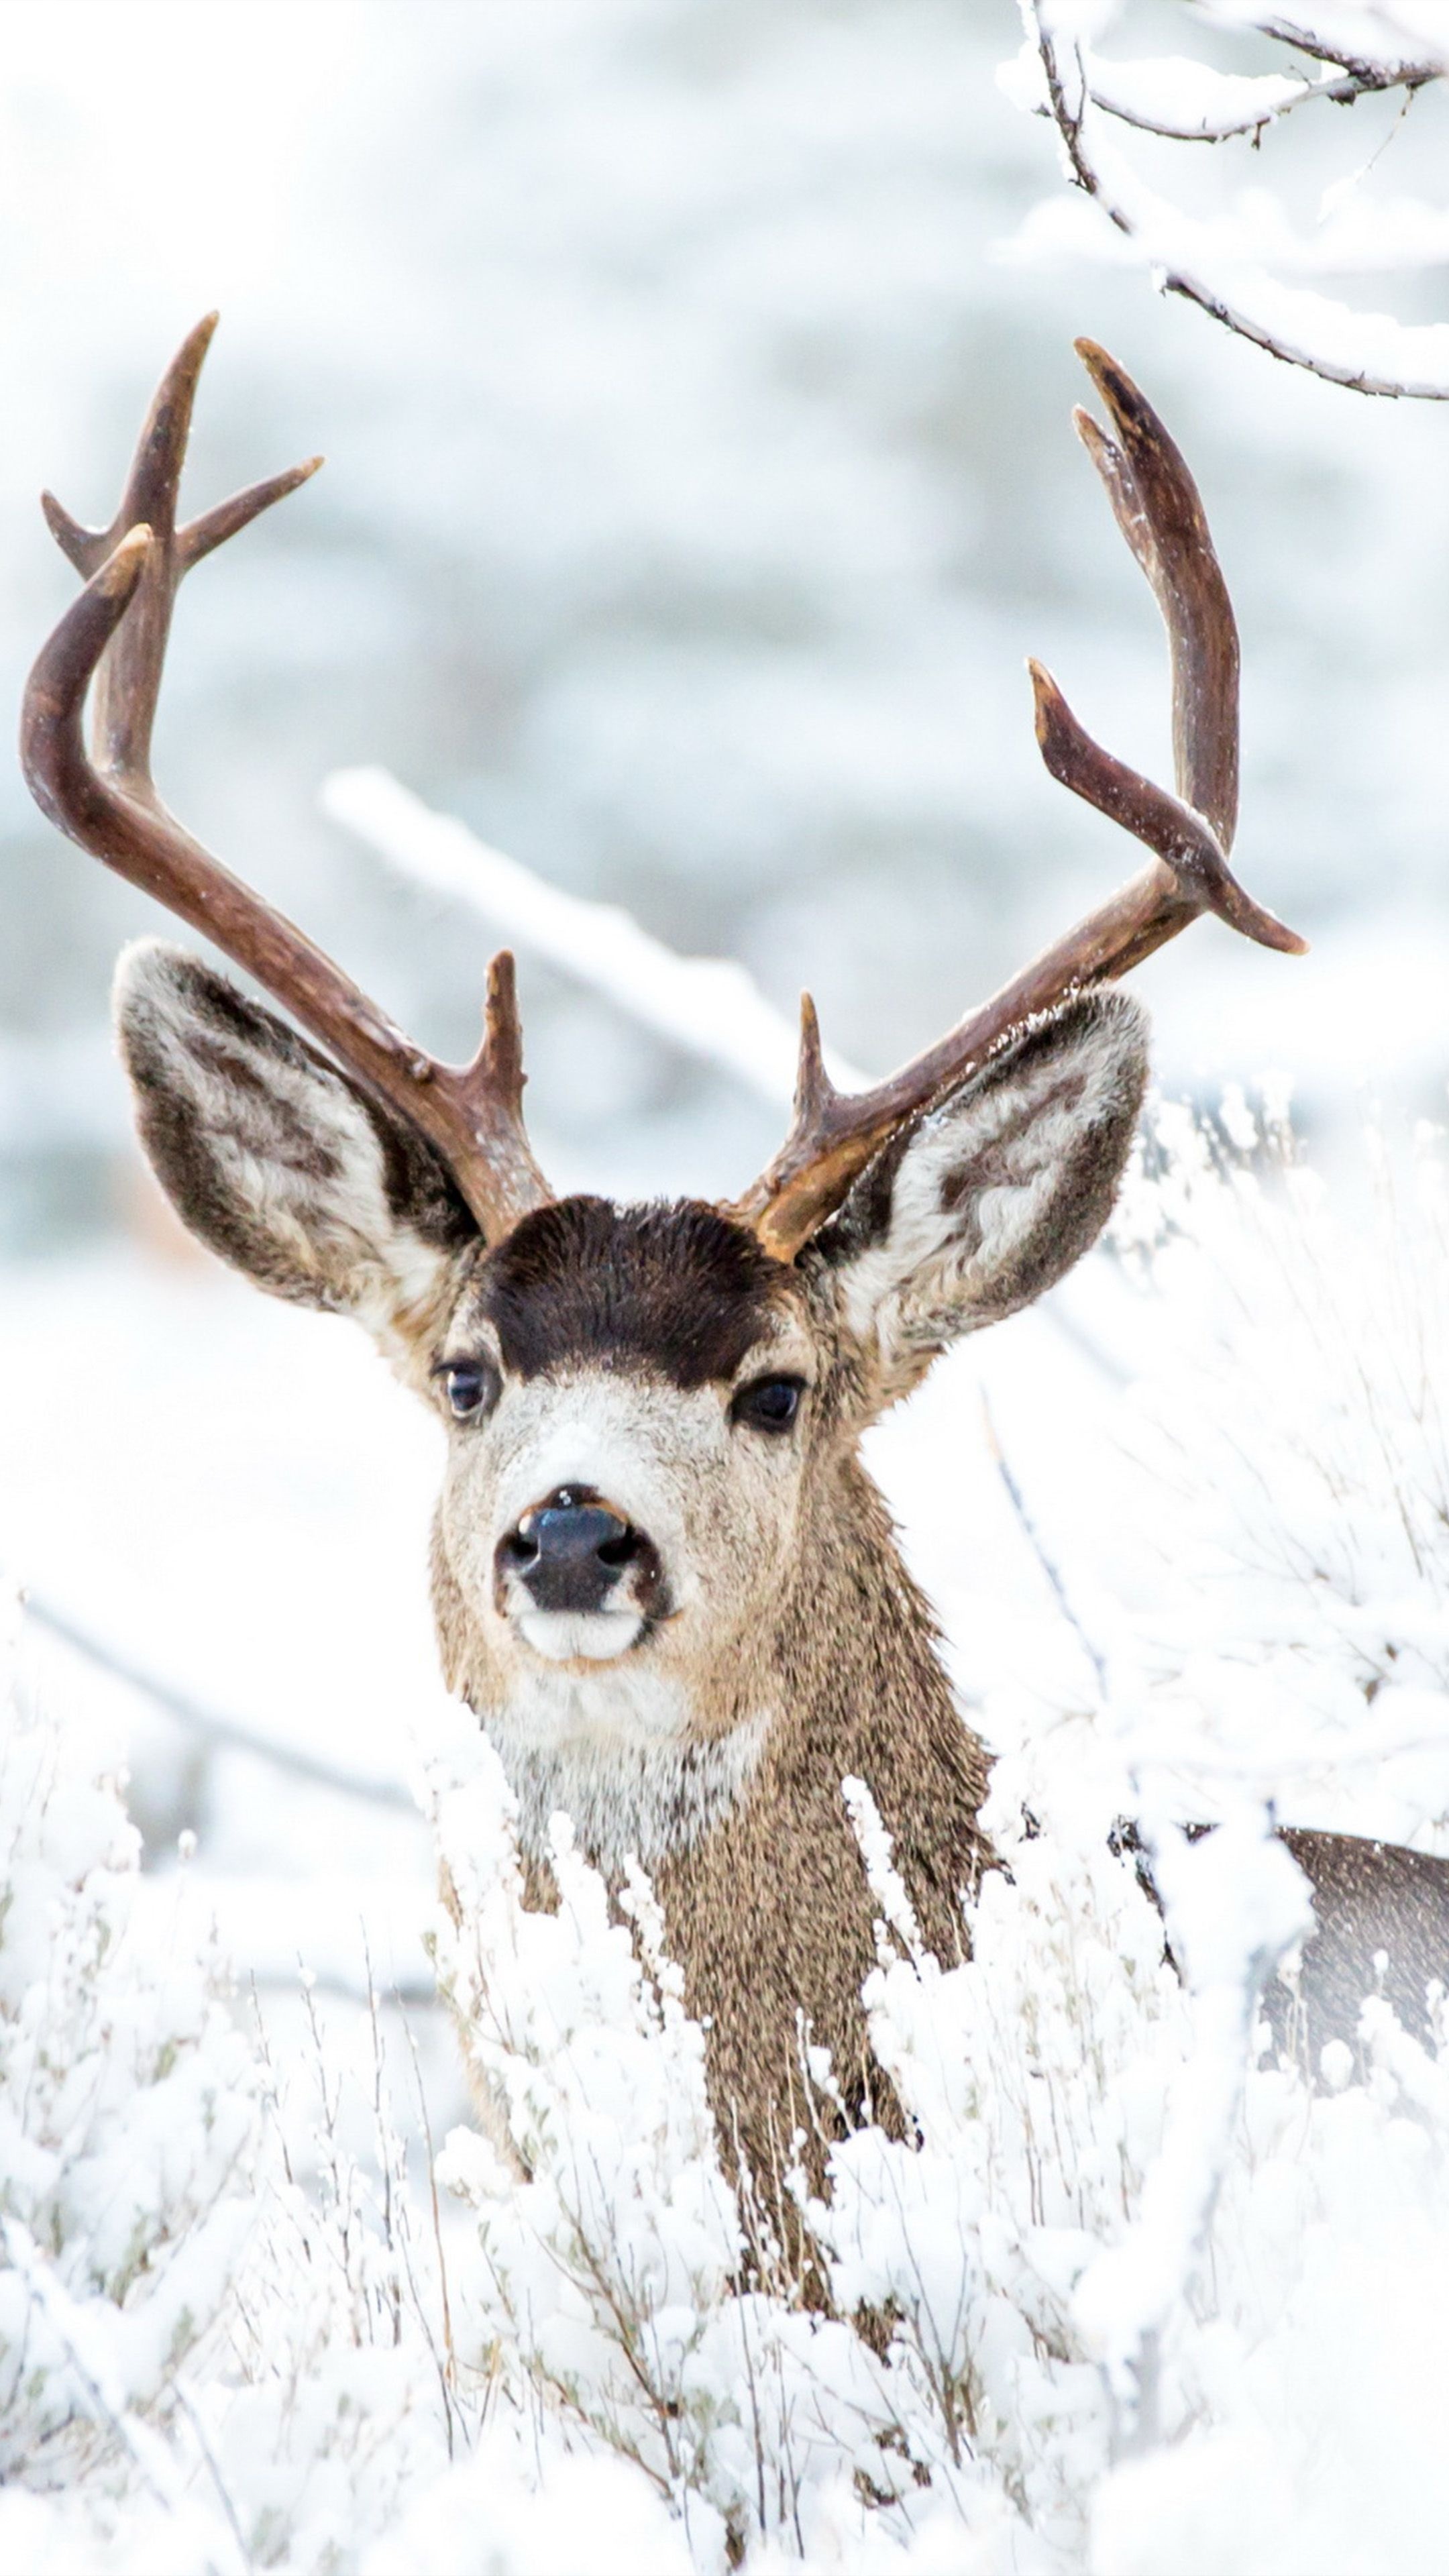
(402, 2005), (462, 2456)
(981, 1393), (1110, 1700)
(20, 1587), (419, 1813)
(172, 2381), (255, 2571)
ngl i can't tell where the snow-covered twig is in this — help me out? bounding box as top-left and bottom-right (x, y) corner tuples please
(322, 766), (866, 1104)
(1085, 17), (1438, 143)
(1003, 1), (1449, 399)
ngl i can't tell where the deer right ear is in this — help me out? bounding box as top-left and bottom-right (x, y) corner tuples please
(115, 941), (477, 1372)
(811, 989), (1148, 1407)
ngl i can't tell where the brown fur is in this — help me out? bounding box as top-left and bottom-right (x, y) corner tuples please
(654, 1458), (990, 2195)
(1273, 1828), (1449, 2060)
(476, 1196), (790, 1387)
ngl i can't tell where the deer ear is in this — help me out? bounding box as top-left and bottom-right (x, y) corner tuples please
(812, 990), (1147, 1403)
(115, 941), (476, 1371)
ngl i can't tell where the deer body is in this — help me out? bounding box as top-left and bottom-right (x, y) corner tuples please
(25, 321), (1449, 2235)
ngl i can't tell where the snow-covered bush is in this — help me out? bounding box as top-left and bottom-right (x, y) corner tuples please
(0, 1582), (256, 2493)
(9, 1094), (1449, 2572)
(428, 1726), (912, 2569)
(0, 1593), (459, 2572)
(422, 1676), (1449, 2571)
(1106, 1092), (1449, 1849)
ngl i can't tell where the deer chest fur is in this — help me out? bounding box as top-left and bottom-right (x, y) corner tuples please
(478, 1666), (772, 1875)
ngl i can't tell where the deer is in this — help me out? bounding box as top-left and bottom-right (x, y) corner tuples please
(22, 318), (1449, 2242)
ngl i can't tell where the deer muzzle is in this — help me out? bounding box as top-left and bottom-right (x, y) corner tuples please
(496, 1485), (664, 1661)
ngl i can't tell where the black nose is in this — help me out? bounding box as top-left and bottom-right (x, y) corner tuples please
(499, 1489), (642, 1615)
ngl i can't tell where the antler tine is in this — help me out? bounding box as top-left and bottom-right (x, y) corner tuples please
(1071, 337), (1239, 853)
(1022, 337), (1305, 957)
(21, 317), (552, 1245)
(40, 315), (309, 786)
(729, 343), (1306, 1265)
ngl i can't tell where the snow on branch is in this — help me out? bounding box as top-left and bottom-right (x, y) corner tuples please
(323, 767), (1128, 1387)
(323, 766), (867, 1105)
(1000, 1), (1449, 398)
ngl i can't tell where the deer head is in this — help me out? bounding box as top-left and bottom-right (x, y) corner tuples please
(21, 321), (1302, 1735)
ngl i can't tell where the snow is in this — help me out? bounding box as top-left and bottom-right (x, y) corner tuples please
(7, 1085), (1449, 2567)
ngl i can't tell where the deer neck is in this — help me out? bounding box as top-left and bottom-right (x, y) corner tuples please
(471, 1668), (773, 1878)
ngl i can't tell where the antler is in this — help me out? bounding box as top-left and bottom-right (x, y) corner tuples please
(728, 338), (1307, 1261)
(20, 314), (551, 1245)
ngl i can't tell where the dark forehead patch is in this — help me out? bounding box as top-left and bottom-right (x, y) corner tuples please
(472, 1196), (793, 1387)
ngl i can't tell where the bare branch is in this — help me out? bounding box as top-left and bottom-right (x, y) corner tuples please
(23, 1587), (419, 1813)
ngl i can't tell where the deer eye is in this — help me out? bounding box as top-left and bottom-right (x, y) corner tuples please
(434, 1358), (500, 1423)
(731, 1375), (804, 1434)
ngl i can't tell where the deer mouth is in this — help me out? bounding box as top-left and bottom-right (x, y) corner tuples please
(515, 1606), (651, 1664)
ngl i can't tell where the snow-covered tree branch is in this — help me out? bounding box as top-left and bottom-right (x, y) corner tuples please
(1002, 1), (1449, 397)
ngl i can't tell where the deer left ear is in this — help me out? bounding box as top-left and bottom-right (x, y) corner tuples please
(114, 940), (478, 1386)
(811, 989), (1147, 1402)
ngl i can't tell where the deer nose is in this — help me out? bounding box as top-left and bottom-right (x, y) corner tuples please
(498, 1488), (643, 1615)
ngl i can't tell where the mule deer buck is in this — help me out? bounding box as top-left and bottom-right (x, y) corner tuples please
(23, 319), (1449, 2222)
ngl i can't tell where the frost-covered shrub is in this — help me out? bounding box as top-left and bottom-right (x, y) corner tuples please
(0, 1584), (256, 2491)
(810, 1781), (1189, 2548)
(0, 1593), (460, 2571)
(208, 2023), (458, 2576)
(428, 1721), (913, 2568)
(1104, 1095), (1449, 1850)
(427, 1690), (1449, 2573)
(11, 1099), (1449, 2573)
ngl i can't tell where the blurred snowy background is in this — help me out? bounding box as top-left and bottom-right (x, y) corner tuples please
(6, 0), (1449, 1232)
(5, 5), (1449, 2567)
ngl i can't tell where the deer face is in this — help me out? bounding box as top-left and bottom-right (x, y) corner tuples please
(429, 1197), (824, 1681)
(115, 940), (1148, 1723)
